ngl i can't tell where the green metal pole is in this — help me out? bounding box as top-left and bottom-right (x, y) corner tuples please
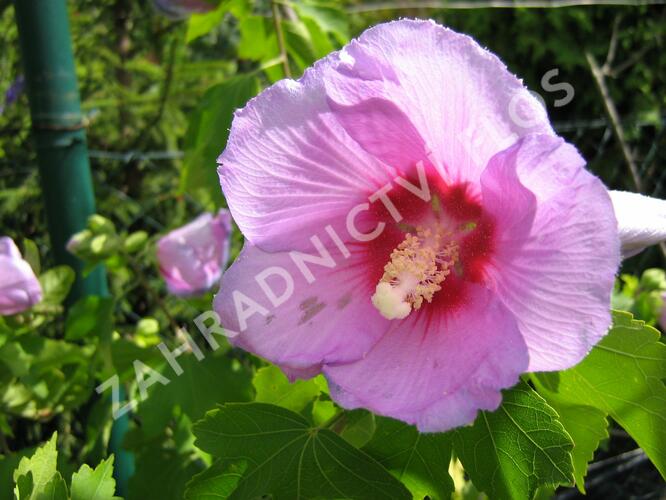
(13, 1), (133, 495)
(13, 0), (106, 299)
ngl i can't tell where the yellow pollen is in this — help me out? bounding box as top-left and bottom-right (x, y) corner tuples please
(371, 226), (459, 320)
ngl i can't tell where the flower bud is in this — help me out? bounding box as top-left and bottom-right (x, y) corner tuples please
(0, 237), (43, 315)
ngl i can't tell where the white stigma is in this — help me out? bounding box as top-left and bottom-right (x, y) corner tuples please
(371, 227), (459, 321)
(372, 277), (417, 320)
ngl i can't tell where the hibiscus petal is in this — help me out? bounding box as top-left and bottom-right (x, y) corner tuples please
(479, 140), (537, 245)
(0, 237), (22, 260)
(157, 210), (231, 296)
(213, 242), (389, 370)
(327, 97), (430, 172)
(218, 66), (398, 253)
(0, 237), (42, 316)
(609, 190), (666, 258)
(481, 134), (620, 372)
(323, 19), (553, 184)
(324, 286), (528, 432)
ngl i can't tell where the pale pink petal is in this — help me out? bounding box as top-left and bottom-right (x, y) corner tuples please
(157, 210), (232, 296)
(479, 141), (536, 245)
(327, 98), (430, 173)
(609, 191), (666, 258)
(213, 242), (389, 370)
(324, 286), (528, 432)
(0, 237), (22, 260)
(0, 237), (42, 316)
(323, 19), (553, 184)
(218, 59), (402, 253)
(481, 135), (620, 371)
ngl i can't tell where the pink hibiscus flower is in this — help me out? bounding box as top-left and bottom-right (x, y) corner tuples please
(212, 20), (642, 431)
(157, 210), (232, 296)
(0, 237), (42, 316)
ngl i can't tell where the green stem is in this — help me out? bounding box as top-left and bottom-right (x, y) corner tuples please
(271, 0), (291, 78)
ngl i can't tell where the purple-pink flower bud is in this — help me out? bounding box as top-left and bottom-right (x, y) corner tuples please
(157, 210), (232, 296)
(0, 237), (42, 315)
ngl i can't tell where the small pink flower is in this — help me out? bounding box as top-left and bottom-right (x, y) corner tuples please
(0, 237), (42, 316)
(214, 20), (626, 431)
(152, 0), (215, 19)
(157, 210), (232, 296)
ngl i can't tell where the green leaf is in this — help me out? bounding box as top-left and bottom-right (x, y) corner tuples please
(454, 382), (574, 500)
(22, 239), (40, 276)
(0, 448), (34, 497)
(193, 402), (411, 499)
(252, 365), (319, 412)
(535, 310), (666, 479)
(13, 433), (58, 500)
(186, 0), (239, 43)
(449, 458), (482, 500)
(300, 16), (335, 59)
(0, 340), (31, 377)
(37, 472), (68, 500)
(314, 374), (329, 394)
(79, 397), (114, 465)
(127, 448), (202, 500)
(180, 75), (260, 209)
(0, 414), (12, 437)
(70, 456), (119, 500)
(0, 318), (9, 349)
(639, 268), (666, 290)
(338, 409), (376, 448)
(283, 19), (318, 71)
(38, 266), (75, 306)
(65, 296), (114, 341)
(633, 289), (663, 325)
(184, 460), (247, 500)
(3, 336), (94, 418)
(109, 338), (164, 383)
(363, 417), (454, 500)
(311, 398), (337, 426)
(237, 16), (277, 61)
(137, 353), (253, 438)
(292, 1), (350, 44)
(548, 403), (608, 492)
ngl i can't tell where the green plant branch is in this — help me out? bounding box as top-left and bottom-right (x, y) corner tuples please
(131, 32), (180, 150)
(585, 51), (643, 193)
(271, 0), (291, 78)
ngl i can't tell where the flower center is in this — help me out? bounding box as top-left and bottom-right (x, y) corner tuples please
(371, 226), (459, 320)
